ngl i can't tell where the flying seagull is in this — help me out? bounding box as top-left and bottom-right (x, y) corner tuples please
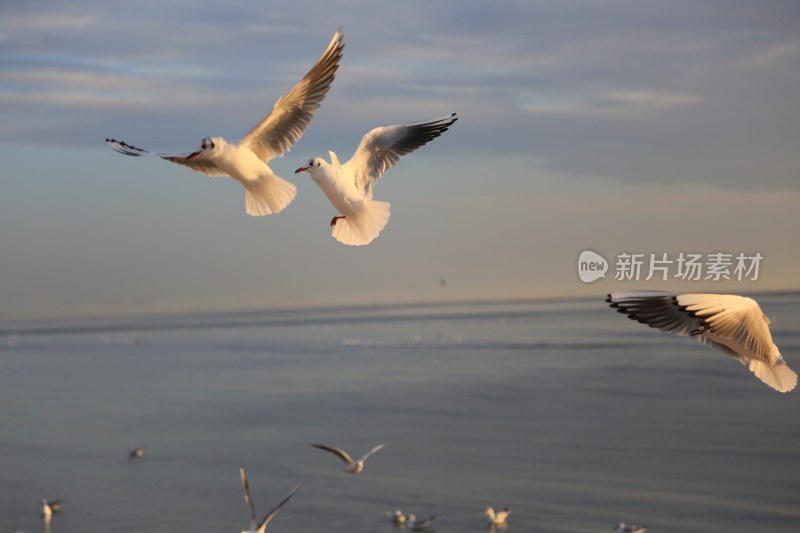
(295, 113), (457, 245)
(107, 30), (345, 216)
(308, 442), (385, 474)
(607, 291), (797, 392)
(239, 467), (301, 533)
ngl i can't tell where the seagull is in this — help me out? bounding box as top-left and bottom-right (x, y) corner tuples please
(106, 30), (345, 217)
(307, 442), (385, 474)
(128, 446), (145, 459)
(294, 113), (458, 245)
(607, 291), (797, 393)
(614, 522), (647, 533)
(239, 467), (301, 533)
(41, 499), (62, 522)
(386, 509), (407, 525)
(405, 514), (436, 531)
(485, 506), (510, 527)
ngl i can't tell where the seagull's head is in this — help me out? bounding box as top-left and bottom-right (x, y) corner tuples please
(294, 157), (324, 175)
(187, 137), (220, 159)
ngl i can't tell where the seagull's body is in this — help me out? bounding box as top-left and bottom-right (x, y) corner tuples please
(41, 500), (62, 523)
(614, 522), (647, 533)
(308, 442), (385, 474)
(485, 506), (510, 527)
(607, 291), (797, 392)
(295, 114), (457, 245)
(129, 446), (145, 459)
(387, 509), (407, 525)
(405, 514), (436, 531)
(107, 31), (344, 216)
(239, 467), (301, 533)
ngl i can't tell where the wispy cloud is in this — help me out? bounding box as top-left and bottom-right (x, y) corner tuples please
(747, 41), (800, 67)
(523, 90), (703, 116)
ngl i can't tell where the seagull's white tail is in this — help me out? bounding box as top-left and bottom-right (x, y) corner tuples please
(244, 175), (297, 216)
(331, 200), (391, 246)
(748, 359), (797, 393)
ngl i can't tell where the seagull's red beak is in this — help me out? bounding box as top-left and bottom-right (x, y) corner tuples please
(294, 166), (308, 174)
(186, 151), (201, 160)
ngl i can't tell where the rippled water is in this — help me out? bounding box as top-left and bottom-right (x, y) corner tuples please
(1, 294), (799, 532)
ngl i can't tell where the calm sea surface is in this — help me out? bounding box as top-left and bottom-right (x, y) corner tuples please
(1, 294), (799, 532)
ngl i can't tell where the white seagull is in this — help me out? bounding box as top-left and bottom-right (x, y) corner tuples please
(107, 30), (344, 217)
(41, 499), (62, 523)
(128, 446), (145, 459)
(239, 467), (301, 533)
(485, 506), (510, 527)
(386, 509), (407, 525)
(294, 113), (458, 245)
(308, 442), (385, 474)
(607, 291), (797, 393)
(614, 522), (647, 533)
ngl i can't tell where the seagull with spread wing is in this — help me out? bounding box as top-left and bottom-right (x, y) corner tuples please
(485, 506), (510, 527)
(607, 291), (797, 392)
(308, 442), (385, 474)
(107, 31), (344, 216)
(239, 467), (301, 533)
(295, 113), (457, 245)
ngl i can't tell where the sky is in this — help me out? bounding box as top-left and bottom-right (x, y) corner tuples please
(1, 0), (799, 321)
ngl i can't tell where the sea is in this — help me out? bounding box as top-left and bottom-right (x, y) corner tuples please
(1, 292), (799, 532)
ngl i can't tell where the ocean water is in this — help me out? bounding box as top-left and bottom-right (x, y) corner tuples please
(1, 293), (799, 532)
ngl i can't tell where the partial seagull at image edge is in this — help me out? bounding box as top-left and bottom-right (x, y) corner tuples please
(607, 291), (797, 392)
(239, 467), (301, 533)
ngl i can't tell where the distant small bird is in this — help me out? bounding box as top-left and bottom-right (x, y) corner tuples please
(295, 113), (458, 245)
(614, 522), (647, 533)
(485, 506), (510, 527)
(107, 31), (344, 217)
(41, 499), (62, 522)
(308, 442), (385, 474)
(239, 467), (301, 533)
(129, 446), (145, 459)
(386, 509), (407, 525)
(405, 514), (436, 531)
(607, 291), (797, 392)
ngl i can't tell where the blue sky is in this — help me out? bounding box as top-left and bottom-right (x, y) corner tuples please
(1, 1), (799, 320)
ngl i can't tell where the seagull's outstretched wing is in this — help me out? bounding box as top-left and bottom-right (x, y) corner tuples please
(240, 468), (258, 531)
(241, 31), (344, 162)
(105, 138), (227, 177)
(607, 291), (774, 359)
(607, 291), (705, 337)
(358, 443), (385, 463)
(409, 515), (436, 530)
(256, 483), (302, 533)
(343, 113), (458, 198)
(308, 443), (354, 464)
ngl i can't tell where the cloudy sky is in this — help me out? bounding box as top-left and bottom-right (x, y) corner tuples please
(1, 0), (799, 321)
